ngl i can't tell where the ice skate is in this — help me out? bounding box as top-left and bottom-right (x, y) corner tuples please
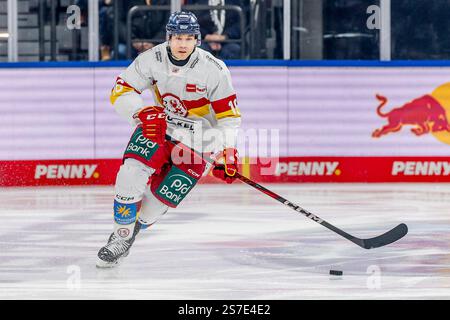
(96, 222), (141, 268)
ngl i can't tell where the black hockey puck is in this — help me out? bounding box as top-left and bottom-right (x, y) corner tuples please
(329, 270), (343, 276)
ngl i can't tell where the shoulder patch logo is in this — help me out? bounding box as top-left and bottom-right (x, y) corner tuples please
(190, 57), (199, 69)
(205, 55), (223, 70)
(156, 51), (162, 62)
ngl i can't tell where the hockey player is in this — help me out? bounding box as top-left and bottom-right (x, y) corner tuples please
(97, 11), (241, 267)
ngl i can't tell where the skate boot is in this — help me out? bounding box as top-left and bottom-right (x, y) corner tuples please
(96, 221), (141, 268)
(106, 232), (131, 258)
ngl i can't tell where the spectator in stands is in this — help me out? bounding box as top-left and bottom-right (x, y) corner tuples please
(130, 0), (170, 56)
(99, 0), (170, 60)
(99, 0), (126, 60)
(187, 0), (244, 59)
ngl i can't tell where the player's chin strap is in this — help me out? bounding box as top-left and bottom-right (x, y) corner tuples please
(165, 134), (408, 250)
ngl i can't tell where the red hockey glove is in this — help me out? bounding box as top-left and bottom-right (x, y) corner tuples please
(212, 148), (239, 184)
(133, 106), (167, 145)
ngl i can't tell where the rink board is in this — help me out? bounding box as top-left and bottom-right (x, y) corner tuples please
(1, 157), (450, 186)
(1, 64), (450, 186)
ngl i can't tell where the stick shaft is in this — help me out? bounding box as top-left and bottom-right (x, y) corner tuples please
(234, 172), (361, 244)
(165, 135), (406, 248)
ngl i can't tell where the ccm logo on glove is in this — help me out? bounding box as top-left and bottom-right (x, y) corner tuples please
(133, 106), (167, 145)
(144, 113), (166, 121)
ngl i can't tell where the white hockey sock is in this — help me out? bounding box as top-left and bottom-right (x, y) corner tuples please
(113, 158), (155, 240)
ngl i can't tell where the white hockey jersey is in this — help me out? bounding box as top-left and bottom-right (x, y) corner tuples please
(110, 42), (241, 153)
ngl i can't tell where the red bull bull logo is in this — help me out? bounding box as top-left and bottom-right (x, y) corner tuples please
(372, 88), (450, 139)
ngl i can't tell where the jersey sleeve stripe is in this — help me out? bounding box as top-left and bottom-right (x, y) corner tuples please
(110, 77), (142, 105)
(210, 94), (238, 114)
(215, 108), (241, 120)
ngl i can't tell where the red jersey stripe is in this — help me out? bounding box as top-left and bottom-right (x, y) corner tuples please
(182, 97), (210, 110)
(211, 94), (237, 114)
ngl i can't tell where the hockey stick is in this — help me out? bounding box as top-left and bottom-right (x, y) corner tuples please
(233, 173), (408, 249)
(166, 135), (408, 249)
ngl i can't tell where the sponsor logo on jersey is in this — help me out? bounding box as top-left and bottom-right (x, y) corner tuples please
(275, 161), (341, 176)
(186, 83), (196, 92)
(392, 161), (450, 176)
(161, 93), (188, 117)
(205, 54), (223, 70)
(155, 50), (162, 62)
(196, 85), (206, 93)
(190, 57), (199, 69)
(35, 165), (98, 179)
(166, 115), (196, 133)
(186, 84), (205, 94)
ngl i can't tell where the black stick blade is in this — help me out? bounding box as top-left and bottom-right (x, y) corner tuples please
(360, 223), (408, 249)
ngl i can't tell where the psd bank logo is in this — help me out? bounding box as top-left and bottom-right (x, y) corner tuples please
(155, 167), (196, 207)
(372, 83), (450, 145)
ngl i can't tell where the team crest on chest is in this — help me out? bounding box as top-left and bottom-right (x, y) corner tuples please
(161, 93), (187, 117)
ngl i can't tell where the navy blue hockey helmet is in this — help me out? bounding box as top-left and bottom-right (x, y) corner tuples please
(166, 11), (201, 45)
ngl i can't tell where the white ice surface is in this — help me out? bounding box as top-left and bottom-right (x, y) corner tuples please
(0, 183), (449, 299)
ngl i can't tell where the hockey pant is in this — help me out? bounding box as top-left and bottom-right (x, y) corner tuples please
(113, 126), (207, 240)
